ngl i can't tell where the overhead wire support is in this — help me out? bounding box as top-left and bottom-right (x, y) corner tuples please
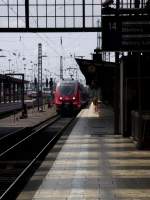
(60, 37), (64, 80)
(60, 56), (63, 80)
(37, 43), (43, 111)
(97, 20), (101, 49)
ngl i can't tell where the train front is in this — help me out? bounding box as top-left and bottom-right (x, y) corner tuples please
(54, 81), (80, 115)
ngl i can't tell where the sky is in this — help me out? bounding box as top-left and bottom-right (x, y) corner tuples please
(0, 32), (97, 83)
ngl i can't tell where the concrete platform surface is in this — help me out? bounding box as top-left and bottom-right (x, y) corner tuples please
(0, 105), (56, 128)
(17, 103), (150, 200)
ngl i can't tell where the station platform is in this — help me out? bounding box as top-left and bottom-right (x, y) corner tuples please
(16, 103), (150, 200)
(0, 104), (56, 128)
(0, 100), (36, 116)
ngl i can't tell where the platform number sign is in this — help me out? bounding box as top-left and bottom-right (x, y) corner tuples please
(102, 15), (150, 51)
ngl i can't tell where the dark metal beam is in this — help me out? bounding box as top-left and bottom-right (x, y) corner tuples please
(0, 27), (102, 32)
(83, 0), (85, 28)
(102, 8), (150, 15)
(25, 0), (29, 29)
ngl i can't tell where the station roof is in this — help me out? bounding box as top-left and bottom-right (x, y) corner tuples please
(0, 74), (28, 84)
(75, 55), (116, 88)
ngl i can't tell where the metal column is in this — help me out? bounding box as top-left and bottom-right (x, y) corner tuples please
(0, 81), (1, 103)
(8, 81), (11, 102)
(114, 0), (120, 134)
(60, 56), (63, 80)
(3, 80), (6, 103)
(13, 82), (15, 102)
(37, 43), (43, 111)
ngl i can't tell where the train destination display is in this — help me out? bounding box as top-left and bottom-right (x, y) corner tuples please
(102, 15), (150, 51)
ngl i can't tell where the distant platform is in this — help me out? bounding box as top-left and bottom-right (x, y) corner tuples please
(0, 105), (56, 128)
(0, 99), (41, 117)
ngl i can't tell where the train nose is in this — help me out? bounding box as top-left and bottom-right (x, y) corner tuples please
(64, 97), (70, 101)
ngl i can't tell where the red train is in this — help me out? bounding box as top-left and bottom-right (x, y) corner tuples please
(54, 80), (89, 115)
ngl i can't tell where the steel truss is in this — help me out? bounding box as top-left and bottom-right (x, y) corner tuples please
(0, 0), (102, 32)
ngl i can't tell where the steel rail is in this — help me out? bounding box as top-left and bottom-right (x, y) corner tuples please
(0, 113), (58, 141)
(0, 115), (60, 158)
(0, 127), (28, 142)
(0, 116), (75, 200)
(0, 114), (59, 154)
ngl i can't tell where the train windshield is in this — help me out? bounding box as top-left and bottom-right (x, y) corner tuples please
(59, 83), (76, 96)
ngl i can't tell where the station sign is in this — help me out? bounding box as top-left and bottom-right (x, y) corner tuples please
(102, 15), (150, 51)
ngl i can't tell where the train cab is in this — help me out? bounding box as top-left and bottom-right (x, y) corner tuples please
(54, 80), (88, 115)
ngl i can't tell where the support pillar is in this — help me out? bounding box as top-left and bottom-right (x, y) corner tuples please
(13, 82), (15, 102)
(114, 0), (120, 134)
(8, 82), (11, 103)
(114, 53), (120, 134)
(17, 83), (19, 101)
(0, 81), (1, 103)
(3, 80), (6, 103)
(120, 59), (124, 134)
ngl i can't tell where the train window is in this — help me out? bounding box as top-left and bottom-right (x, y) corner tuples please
(59, 84), (76, 96)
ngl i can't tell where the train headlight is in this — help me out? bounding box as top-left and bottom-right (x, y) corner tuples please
(59, 96), (63, 100)
(72, 96), (76, 100)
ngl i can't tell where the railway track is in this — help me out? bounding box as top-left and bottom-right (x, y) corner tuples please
(0, 115), (75, 200)
(0, 114), (59, 154)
